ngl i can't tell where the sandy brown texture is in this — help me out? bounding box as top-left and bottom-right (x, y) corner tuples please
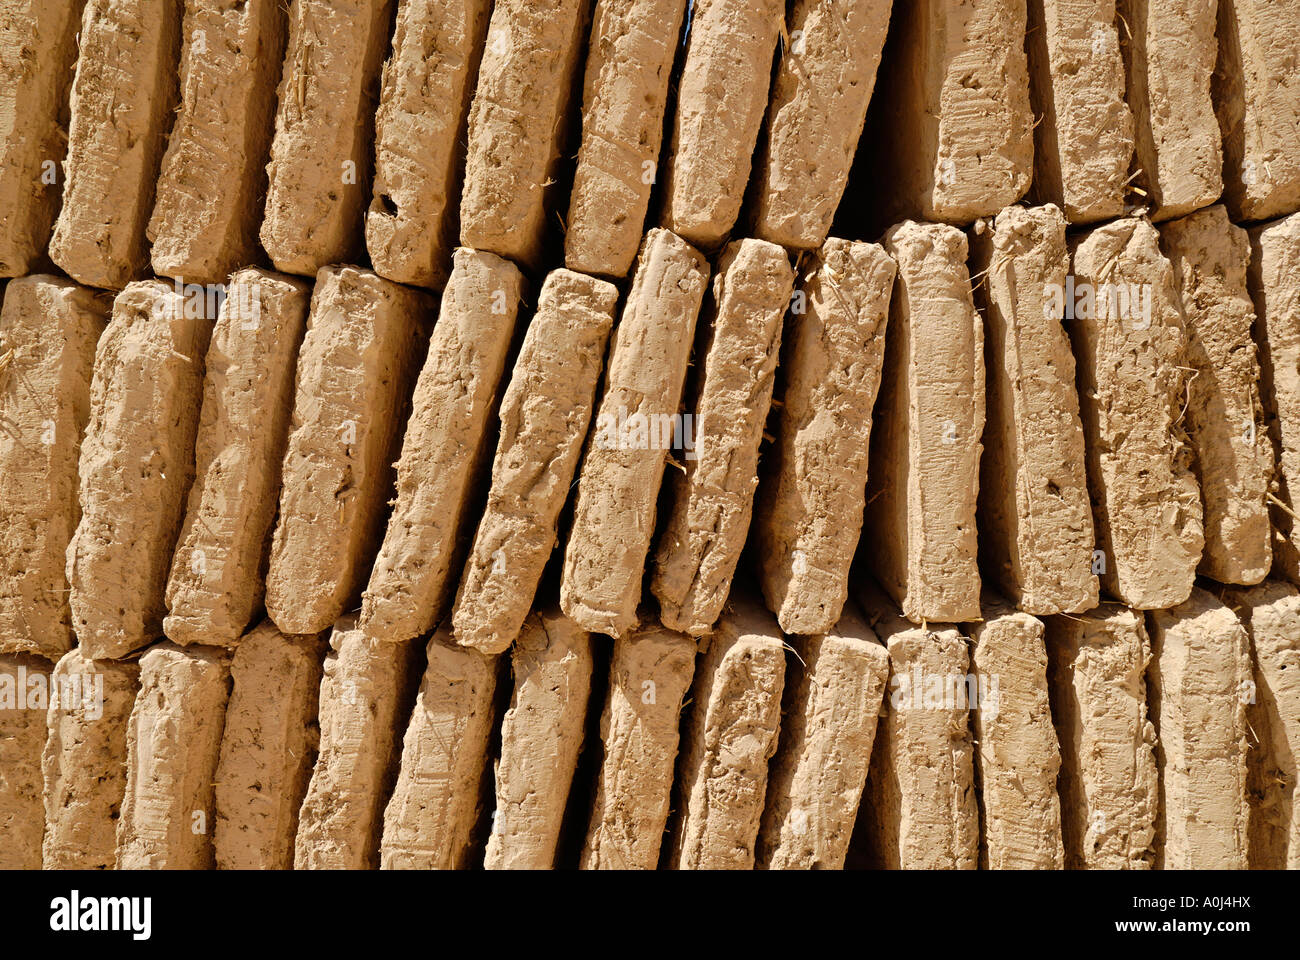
(1046, 605), (1158, 869)
(1160, 205), (1271, 585)
(459, 0), (590, 270)
(1247, 213), (1300, 586)
(0, 277), (107, 658)
(1117, 0), (1222, 221)
(1212, 0), (1300, 223)
(971, 206), (1097, 615)
(1147, 587), (1250, 869)
(266, 266), (432, 637)
(0, 654), (51, 869)
(658, 0), (783, 250)
(858, 591), (978, 870)
(117, 643), (231, 870)
(360, 250), (523, 643)
(147, 0), (287, 285)
(561, 229), (708, 638)
(47, 0), (181, 290)
(565, 0), (689, 278)
(968, 596), (1064, 870)
(214, 621), (325, 870)
(453, 268), (616, 654)
(653, 239), (793, 635)
(866, 0), (1033, 227)
(67, 281), (211, 660)
(752, 0), (891, 249)
(755, 239), (894, 635)
(165, 269), (311, 647)
(0, 0), (85, 276)
(1067, 218), (1202, 609)
(1225, 580), (1300, 869)
(41, 649), (139, 869)
(365, 0), (491, 288)
(380, 628), (496, 870)
(756, 600), (888, 870)
(296, 617), (419, 870)
(260, 0), (394, 277)
(485, 608), (592, 869)
(668, 595), (783, 869)
(865, 221), (983, 624)
(581, 621), (696, 869)
(1025, 0), (1134, 224)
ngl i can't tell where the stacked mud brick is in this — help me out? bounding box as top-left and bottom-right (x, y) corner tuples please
(2, 0), (1299, 871)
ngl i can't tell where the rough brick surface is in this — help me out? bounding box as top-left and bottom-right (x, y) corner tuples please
(1067, 218), (1202, 609)
(1248, 214), (1300, 585)
(865, 221), (983, 623)
(859, 594), (978, 870)
(561, 229), (708, 638)
(459, 0), (590, 270)
(752, 0), (891, 249)
(1148, 588), (1250, 869)
(147, 0), (288, 285)
(48, 0), (181, 290)
(756, 600), (888, 870)
(669, 595), (784, 869)
(214, 622), (325, 870)
(1160, 205), (1272, 585)
(659, 0), (783, 250)
(485, 609), (592, 869)
(0, 276), (107, 658)
(653, 239), (793, 635)
(1213, 0), (1300, 223)
(0, 0), (85, 276)
(968, 597), (1064, 870)
(296, 617), (419, 870)
(756, 238), (895, 634)
(1117, 0), (1222, 221)
(41, 649), (139, 869)
(1047, 606), (1158, 869)
(67, 281), (211, 659)
(117, 643), (231, 870)
(581, 621), (696, 869)
(453, 268), (616, 654)
(1025, 0), (1134, 224)
(565, 0), (689, 277)
(866, 0), (1033, 226)
(266, 266), (432, 637)
(1226, 581), (1300, 869)
(380, 629), (497, 870)
(365, 0), (491, 288)
(0, 654), (51, 869)
(361, 250), (524, 642)
(260, 0), (394, 276)
(972, 206), (1097, 615)
(165, 269), (311, 647)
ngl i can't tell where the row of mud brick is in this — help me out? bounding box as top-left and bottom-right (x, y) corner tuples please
(1, 0), (1300, 869)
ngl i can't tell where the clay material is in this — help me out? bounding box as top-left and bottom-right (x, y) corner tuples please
(67, 281), (210, 660)
(653, 239), (793, 635)
(165, 269), (311, 647)
(0, 276), (107, 658)
(971, 205), (1097, 615)
(756, 599), (888, 870)
(561, 229), (708, 638)
(452, 267), (616, 654)
(266, 266), (432, 637)
(360, 249), (524, 642)
(485, 608), (592, 869)
(1046, 605), (1158, 869)
(0, 654), (51, 869)
(865, 221), (984, 623)
(117, 642), (231, 869)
